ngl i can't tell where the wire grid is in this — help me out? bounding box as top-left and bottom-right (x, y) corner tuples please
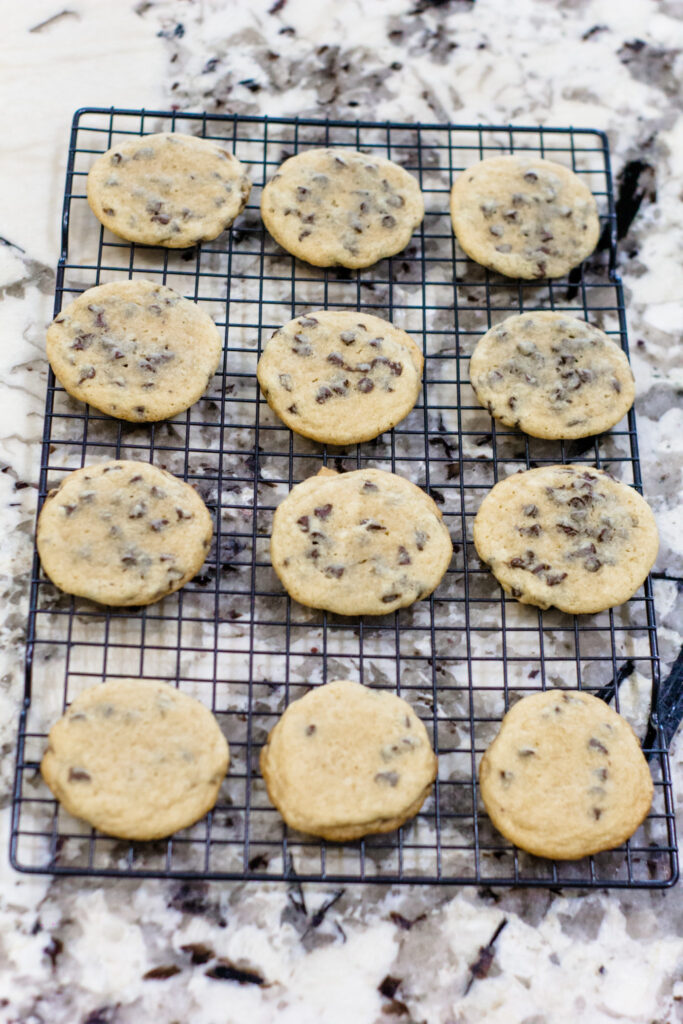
(10, 108), (678, 887)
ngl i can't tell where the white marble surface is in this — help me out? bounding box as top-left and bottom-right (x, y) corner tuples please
(1, 1), (683, 1021)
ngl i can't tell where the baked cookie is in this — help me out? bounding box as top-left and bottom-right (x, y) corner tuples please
(261, 148), (424, 268)
(37, 460), (213, 606)
(450, 155), (600, 279)
(472, 465), (658, 614)
(469, 312), (635, 439)
(270, 467), (453, 616)
(256, 310), (423, 444)
(87, 132), (251, 247)
(479, 689), (653, 859)
(46, 280), (223, 422)
(260, 679), (437, 840)
(41, 679), (229, 840)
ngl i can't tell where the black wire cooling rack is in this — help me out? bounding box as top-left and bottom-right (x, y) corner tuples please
(10, 108), (678, 887)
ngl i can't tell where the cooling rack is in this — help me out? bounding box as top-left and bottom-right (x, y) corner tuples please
(10, 108), (678, 887)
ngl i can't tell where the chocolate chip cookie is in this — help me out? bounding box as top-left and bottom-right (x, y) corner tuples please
(257, 310), (423, 444)
(472, 465), (658, 614)
(270, 467), (453, 615)
(87, 132), (251, 247)
(479, 689), (653, 859)
(41, 679), (229, 840)
(261, 148), (424, 268)
(260, 679), (437, 840)
(37, 460), (213, 606)
(469, 312), (635, 439)
(450, 155), (600, 279)
(46, 280), (223, 422)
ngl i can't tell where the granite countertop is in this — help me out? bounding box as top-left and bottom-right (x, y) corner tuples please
(1, 1), (682, 1021)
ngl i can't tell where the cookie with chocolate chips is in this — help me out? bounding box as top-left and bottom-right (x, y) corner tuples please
(257, 310), (423, 444)
(450, 156), (600, 279)
(87, 132), (251, 247)
(472, 465), (658, 614)
(47, 280), (223, 422)
(260, 679), (437, 840)
(479, 689), (653, 859)
(270, 467), (453, 615)
(37, 460), (213, 606)
(261, 148), (424, 268)
(41, 679), (229, 840)
(469, 312), (635, 439)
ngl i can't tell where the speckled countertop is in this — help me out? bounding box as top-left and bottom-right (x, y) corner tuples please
(1, 1), (682, 1022)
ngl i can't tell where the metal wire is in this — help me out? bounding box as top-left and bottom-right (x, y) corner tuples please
(10, 108), (678, 887)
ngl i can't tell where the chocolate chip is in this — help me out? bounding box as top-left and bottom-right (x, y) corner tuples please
(495, 244), (512, 253)
(518, 748), (536, 757)
(316, 385), (333, 403)
(323, 565), (344, 578)
(296, 186), (309, 200)
(77, 367), (96, 385)
(594, 767), (608, 781)
(71, 333), (94, 351)
(287, 403), (299, 414)
(61, 504), (77, 516)
(307, 549), (320, 561)
(510, 550), (535, 569)
(397, 546), (411, 565)
(298, 317), (319, 327)
(523, 504), (538, 518)
(546, 572), (567, 586)
(176, 508), (193, 520)
(584, 557), (602, 572)
(150, 519), (169, 531)
(327, 353), (345, 366)
(110, 153), (122, 164)
(489, 224), (504, 237)
(386, 193), (405, 208)
(151, 213), (171, 225)
(375, 771), (399, 786)
(557, 523), (578, 535)
(315, 504), (333, 520)
(588, 738), (609, 754)
(121, 553), (137, 566)
(382, 215), (396, 228)
(361, 480), (378, 492)
(381, 593), (400, 603)
(519, 523), (541, 536)
(415, 530), (428, 551)
(278, 373), (293, 391)
(340, 331), (356, 345)
(503, 209), (518, 221)
(150, 486), (166, 499)
(306, 724), (316, 735)
(523, 170), (539, 182)
(531, 562), (551, 575)
(597, 526), (613, 543)
(357, 377), (374, 393)
(298, 230), (312, 241)
(371, 356), (403, 376)
(611, 378), (621, 393)
(361, 519), (387, 531)
(68, 767), (91, 782)
(297, 516), (310, 532)
(128, 501), (147, 519)
(539, 228), (554, 242)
